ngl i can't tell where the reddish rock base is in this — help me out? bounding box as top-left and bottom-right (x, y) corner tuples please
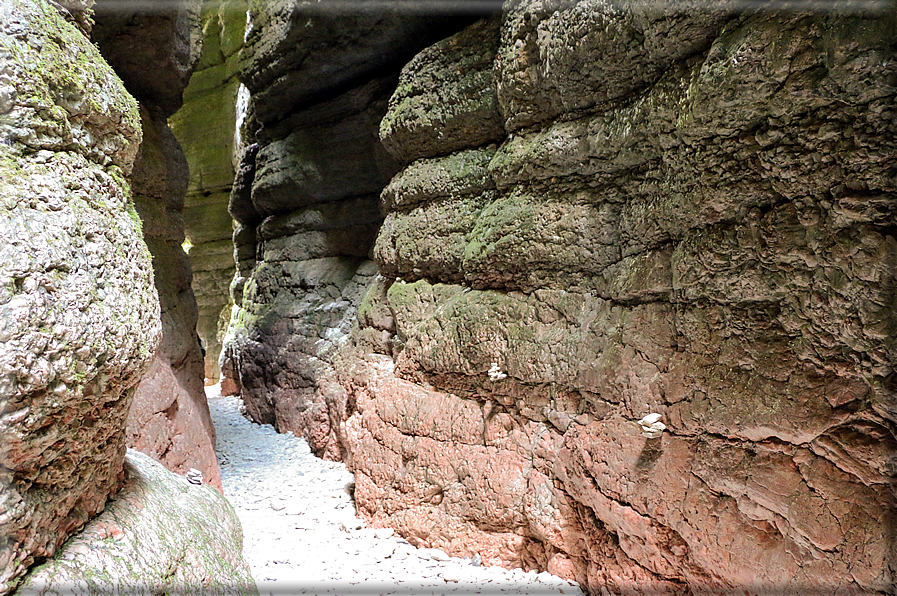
(128, 355), (222, 491)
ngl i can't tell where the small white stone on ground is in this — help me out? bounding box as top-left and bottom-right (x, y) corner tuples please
(207, 384), (585, 596)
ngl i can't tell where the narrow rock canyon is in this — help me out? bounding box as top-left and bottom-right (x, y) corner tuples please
(224, 2), (896, 594)
(0, 0), (894, 594)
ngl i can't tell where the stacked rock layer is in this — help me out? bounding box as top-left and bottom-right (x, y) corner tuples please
(351, 7), (897, 594)
(221, 0), (476, 458)
(226, 3), (896, 595)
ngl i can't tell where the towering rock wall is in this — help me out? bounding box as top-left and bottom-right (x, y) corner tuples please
(0, 0), (158, 591)
(221, 2), (896, 593)
(170, 0), (247, 384)
(345, 5), (897, 595)
(221, 0), (477, 458)
(92, 0), (222, 489)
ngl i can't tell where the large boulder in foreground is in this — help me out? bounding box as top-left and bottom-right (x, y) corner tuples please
(0, 0), (159, 592)
(14, 449), (257, 596)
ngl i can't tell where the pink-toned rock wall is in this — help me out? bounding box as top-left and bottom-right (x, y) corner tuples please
(342, 7), (897, 595)
(224, 3), (896, 594)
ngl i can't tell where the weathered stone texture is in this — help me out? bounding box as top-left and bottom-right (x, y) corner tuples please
(493, 0), (732, 133)
(220, 7), (476, 455)
(0, 0), (157, 591)
(15, 449), (257, 596)
(218, 3), (895, 594)
(237, 0), (475, 127)
(378, 15), (505, 163)
(248, 77), (400, 218)
(93, 2), (222, 490)
(343, 7), (897, 596)
(169, 0), (247, 383)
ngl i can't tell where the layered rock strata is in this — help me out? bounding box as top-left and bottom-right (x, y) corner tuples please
(93, 1), (222, 489)
(170, 0), (247, 384)
(220, 2), (896, 594)
(15, 449), (257, 596)
(221, 2), (477, 456)
(344, 6), (897, 595)
(224, 77), (398, 459)
(0, 0), (158, 591)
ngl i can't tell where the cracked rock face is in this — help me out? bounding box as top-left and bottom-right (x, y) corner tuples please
(0, 0), (159, 591)
(342, 6), (897, 595)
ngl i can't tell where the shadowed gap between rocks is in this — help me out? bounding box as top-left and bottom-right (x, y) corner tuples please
(11, 2), (892, 595)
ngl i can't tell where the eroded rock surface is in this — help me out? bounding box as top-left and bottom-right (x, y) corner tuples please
(347, 7), (897, 596)
(93, 0), (222, 489)
(221, 5), (476, 457)
(0, 0), (158, 591)
(220, 3), (896, 595)
(15, 449), (257, 596)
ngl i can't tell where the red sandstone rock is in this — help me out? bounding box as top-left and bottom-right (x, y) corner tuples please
(123, 107), (222, 490)
(341, 9), (896, 595)
(127, 355), (222, 491)
(227, 5), (897, 595)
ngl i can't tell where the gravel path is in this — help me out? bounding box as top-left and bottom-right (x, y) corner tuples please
(207, 385), (585, 596)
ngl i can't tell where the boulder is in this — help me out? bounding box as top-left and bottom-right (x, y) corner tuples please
(14, 449), (257, 596)
(0, 0), (157, 591)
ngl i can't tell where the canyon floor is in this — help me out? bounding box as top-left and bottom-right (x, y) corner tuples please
(207, 384), (585, 595)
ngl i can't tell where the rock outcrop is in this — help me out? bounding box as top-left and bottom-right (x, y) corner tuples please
(218, 2), (895, 594)
(221, 1), (478, 457)
(344, 6), (897, 595)
(0, 0), (158, 591)
(15, 449), (257, 596)
(93, 0), (222, 489)
(169, 0), (246, 384)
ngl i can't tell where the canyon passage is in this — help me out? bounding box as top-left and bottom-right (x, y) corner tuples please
(0, 0), (894, 594)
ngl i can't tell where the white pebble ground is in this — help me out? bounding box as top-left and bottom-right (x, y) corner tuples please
(207, 384), (585, 596)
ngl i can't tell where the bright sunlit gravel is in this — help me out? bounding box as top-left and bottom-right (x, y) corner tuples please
(207, 384), (585, 596)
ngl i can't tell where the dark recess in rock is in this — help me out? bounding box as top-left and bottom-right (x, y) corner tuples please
(93, 0), (222, 489)
(92, 0), (203, 117)
(239, 0), (484, 127)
